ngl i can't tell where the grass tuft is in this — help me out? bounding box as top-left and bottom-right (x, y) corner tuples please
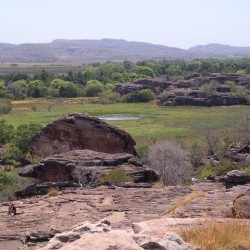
(48, 187), (59, 196)
(180, 220), (250, 250)
(166, 192), (206, 214)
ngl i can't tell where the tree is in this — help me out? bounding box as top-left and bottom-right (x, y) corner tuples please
(85, 80), (104, 97)
(133, 65), (155, 78)
(58, 82), (78, 98)
(138, 89), (155, 102)
(26, 80), (47, 98)
(148, 141), (193, 185)
(13, 123), (43, 153)
(0, 119), (14, 146)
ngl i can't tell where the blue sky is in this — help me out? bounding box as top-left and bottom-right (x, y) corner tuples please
(0, 0), (249, 48)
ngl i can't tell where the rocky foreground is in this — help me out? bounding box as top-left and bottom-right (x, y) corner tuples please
(0, 181), (249, 249)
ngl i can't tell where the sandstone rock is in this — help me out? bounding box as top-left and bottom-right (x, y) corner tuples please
(1, 182), (250, 249)
(43, 219), (191, 250)
(17, 150), (159, 197)
(28, 113), (137, 157)
(43, 219), (112, 249)
(114, 79), (172, 96)
(219, 170), (250, 187)
(232, 189), (250, 218)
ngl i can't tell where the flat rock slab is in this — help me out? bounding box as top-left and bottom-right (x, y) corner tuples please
(0, 182), (249, 249)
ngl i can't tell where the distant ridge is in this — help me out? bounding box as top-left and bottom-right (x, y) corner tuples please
(0, 39), (250, 63)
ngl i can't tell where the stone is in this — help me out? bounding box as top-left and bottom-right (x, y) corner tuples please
(43, 219), (191, 250)
(232, 189), (250, 218)
(17, 149), (159, 197)
(219, 170), (250, 187)
(1, 182), (250, 249)
(28, 113), (137, 157)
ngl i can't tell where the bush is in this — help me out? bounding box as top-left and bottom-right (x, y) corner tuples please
(0, 99), (12, 114)
(85, 80), (104, 97)
(0, 119), (14, 146)
(98, 90), (121, 104)
(13, 123), (43, 153)
(100, 167), (133, 183)
(148, 141), (193, 185)
(136, 145), (149, 163)
(0, 170), (31, 201)
(123, 89), (154, 103)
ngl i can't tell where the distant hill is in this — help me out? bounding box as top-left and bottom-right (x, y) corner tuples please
(0, 39), (250, 63)
(188, 43), (250, 57)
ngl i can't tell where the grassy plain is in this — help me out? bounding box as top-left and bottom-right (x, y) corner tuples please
(2, 98), (250, 146)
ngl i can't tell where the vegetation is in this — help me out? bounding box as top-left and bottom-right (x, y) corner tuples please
(100, 168), (133, 183)
(48, 187), (59, 197)
(166, 192), (206, 214)
(0, 170), (31, 201)
(0, 58), (250, 102)
(180, 220), (250, 250)
(148, 141), (193, 185)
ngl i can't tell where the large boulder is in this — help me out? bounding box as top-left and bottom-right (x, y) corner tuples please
(219, 170), (250, 187)
(28, 113), (137, 157)
(232, 189), (250, 219)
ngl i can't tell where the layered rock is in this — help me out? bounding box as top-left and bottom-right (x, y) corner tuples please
(28, 113), (137, 157)
(17, 149), (159, 197)
(114, 73), (250, 106)
(219, 170), (250, 188)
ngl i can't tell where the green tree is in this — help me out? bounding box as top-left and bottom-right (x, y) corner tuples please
(0, 119), (14, 145)
(13, 123), (43, 153)
(26, 80), (47, 98)
(133, 65), (155, 78)
(85, 80), (104, 97)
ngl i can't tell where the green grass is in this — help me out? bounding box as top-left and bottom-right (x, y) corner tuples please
(1, 98), (250, 145)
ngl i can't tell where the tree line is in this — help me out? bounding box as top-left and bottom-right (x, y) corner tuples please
(0, 58), (250, 100)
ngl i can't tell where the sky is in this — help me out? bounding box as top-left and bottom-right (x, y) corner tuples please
(0, 0), (249, 49)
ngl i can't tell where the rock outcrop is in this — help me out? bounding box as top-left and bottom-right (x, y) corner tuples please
(232, 189), (250, 219)
(114, 73), (250, 106)
(1, 182), (250, 249)
(28, 113), (137, 157)
(17, 149), (159, 197)
(219, 170), (250, 188)
(43, 219), (191, 250)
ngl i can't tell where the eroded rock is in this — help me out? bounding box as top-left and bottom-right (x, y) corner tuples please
(17, 149), (159, 197)
(28, 113), (137, 157)
(232, 189), (250, 219)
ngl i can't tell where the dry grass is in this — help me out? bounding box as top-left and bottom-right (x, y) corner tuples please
(152, 181), (165, 189)
(48, 187), (59, 196)
(180, 220), (250, 250)
(166, 192), (206, 214)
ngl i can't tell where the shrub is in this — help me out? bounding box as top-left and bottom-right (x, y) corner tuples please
(180, 220), (250, 250)
(136, 145), (149, 163)
(0, 170), (31, 201)
(100, 167), (133, 183)
(48, 187), (59, 196)
(0, 119), (14, 146)
(138, 89), (155, 102)
(148, 141), (193, 185)
(98, 90), (121, 104)
(123, 89), (154, 103)
(194, 165), (216, 179)
(13, 123), (43, 153)
(0, 99), (12, 114)
(85, 80), (104, 97)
